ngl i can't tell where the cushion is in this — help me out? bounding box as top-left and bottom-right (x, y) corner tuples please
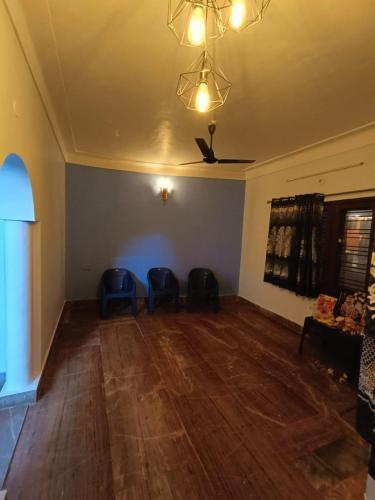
(334, 291), (367, 336)
(313, 294), (337, 326)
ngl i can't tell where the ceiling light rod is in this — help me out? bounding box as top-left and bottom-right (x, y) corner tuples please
(286, 161), (365, 182)
(266, 186), (372, 205)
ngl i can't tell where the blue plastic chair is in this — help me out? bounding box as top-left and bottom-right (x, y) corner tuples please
(147, 268), (179, 315)
(100, 268), (137, 319)
(187, 268), (219, 312)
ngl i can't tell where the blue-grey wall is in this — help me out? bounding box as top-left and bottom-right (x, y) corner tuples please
(66, 164), (245, 299)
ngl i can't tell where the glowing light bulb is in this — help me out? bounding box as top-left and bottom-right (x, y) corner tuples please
(230, 0), (246, 30)
(188, 6), (206, 46)
(195, 81), (210, 113)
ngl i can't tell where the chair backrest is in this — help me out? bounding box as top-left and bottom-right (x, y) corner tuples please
(101, 268), (133, 293)
(148, 267), (175, 290)
(188, 268), (216, 290)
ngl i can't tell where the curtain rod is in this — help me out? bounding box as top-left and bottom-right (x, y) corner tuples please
(286, 162), (365, 182)
(266, 188), (375, 204)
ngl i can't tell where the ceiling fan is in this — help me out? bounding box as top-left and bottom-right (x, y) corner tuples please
(180, 122), (256, 166)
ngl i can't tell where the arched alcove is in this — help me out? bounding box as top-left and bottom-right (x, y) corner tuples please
(0, 153), (35, 222)
(0, 153), (39, 397)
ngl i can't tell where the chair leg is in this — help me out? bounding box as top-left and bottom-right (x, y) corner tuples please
(100, 298), (108, 320)
(148, 294), (154, 315)
(131, 296), (137, 317)
(298, 330), (306, 354)
(187, 297), (193, 313)
(213, 296), (219, 313)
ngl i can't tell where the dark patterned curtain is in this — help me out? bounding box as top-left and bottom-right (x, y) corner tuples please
(264, 194), (325, 298)
(357, 249), (375, 477)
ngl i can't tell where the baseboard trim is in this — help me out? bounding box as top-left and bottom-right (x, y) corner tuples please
(0, 388), (36, 409)
(36, 300), (66, 400)
(64, 295), (301, 335)
(66, 294), (238, 305)
(239, 297), (302, 335)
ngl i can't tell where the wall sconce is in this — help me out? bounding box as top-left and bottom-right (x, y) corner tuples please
(157, 178), (173, 204)
(160, 187), (169, 204)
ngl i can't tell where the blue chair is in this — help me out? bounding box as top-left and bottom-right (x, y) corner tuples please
(187, 268), (219, 312)
(100, 268), (137, 319)
(147, 268), (179, 315)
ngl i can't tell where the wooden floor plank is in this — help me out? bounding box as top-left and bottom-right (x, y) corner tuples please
(5, 345), (114, 500)
(4, 301), (368, 499)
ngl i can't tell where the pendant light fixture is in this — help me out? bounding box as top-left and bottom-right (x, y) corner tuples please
(169, 0), (272, 113)
(168, 1), (228, 47)
(176, 50), (231, 113)
(168, 0), (272, 46)
(224, 0), (272, 32)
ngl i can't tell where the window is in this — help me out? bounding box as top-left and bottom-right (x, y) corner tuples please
(320, 197), (375, 296)
(338, 209), (373, 291)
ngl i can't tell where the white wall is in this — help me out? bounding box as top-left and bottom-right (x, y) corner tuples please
(0, 221), (5, 374)
(0, 2), (65, 369)
(239, 125), (375, 326)
(367, 474), (375, 500)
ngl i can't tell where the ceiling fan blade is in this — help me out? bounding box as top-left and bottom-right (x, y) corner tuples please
(218, 159), (256, 164)
(179, 160), (206, 165)
(195, 138), (212, 158)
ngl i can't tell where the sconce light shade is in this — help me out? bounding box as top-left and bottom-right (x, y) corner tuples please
(176, 50), (231, 113)
(160, 187), (169, 204)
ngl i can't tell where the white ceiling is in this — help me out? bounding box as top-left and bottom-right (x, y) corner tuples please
(9, 0), (375, 176)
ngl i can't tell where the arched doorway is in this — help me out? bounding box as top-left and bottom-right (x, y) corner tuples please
(0, 154), (40, 397)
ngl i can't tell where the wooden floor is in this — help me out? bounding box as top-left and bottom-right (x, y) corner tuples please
(5, 299), (369, 499)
